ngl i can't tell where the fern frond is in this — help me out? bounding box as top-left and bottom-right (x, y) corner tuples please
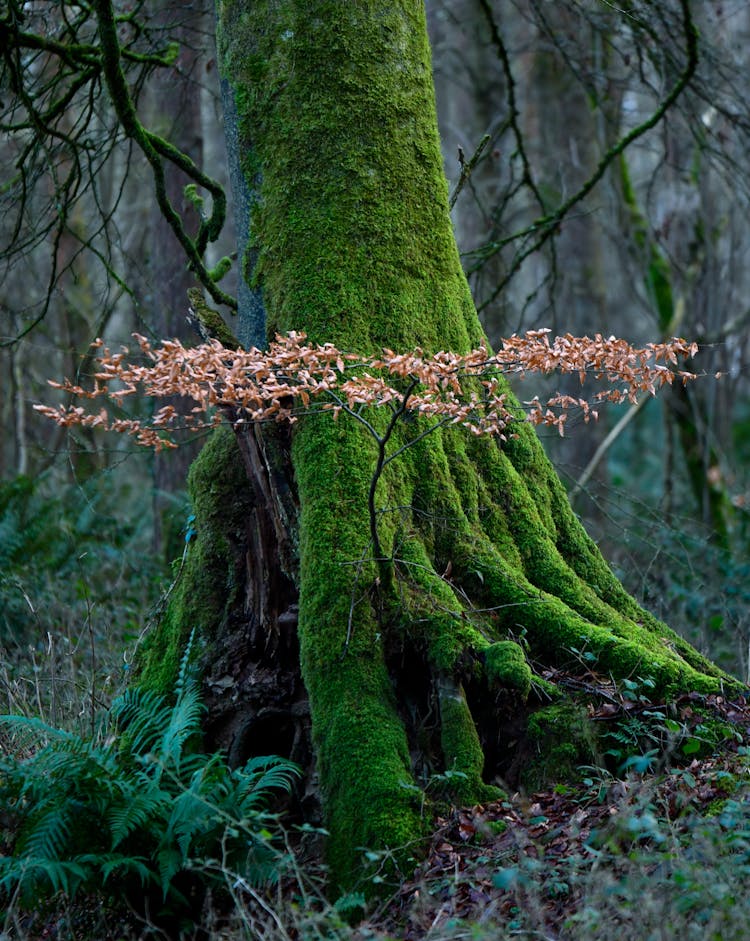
(168, 755), (234, 857)
(80, 852), (154, 886)
(175, 626), (199, 696)
(232, 755), (301, 814)
(242, 844), (285, 888)
(0, 713), (74, 752)
(157, 685), (205, 771)
(110, 687), (174, 758)
(157, 845), (184, 900)
(0, 854), (90, 899)
(108, 783), (170, 849)
(28, 737), (120, 791)
(17, 802), (73, 860)
(166, 757), (226, 857)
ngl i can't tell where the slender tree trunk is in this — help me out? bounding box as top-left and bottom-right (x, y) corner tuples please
(137, 0), (737, 891)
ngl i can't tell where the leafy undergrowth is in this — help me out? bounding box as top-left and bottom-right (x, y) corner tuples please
(4, 694), (750, 940)
(383, 753), (750, 939)
(0, 471), (166, 732)
(374, 690), (750, 940)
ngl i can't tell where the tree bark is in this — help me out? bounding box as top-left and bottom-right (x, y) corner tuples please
(137, 0), (738, 892)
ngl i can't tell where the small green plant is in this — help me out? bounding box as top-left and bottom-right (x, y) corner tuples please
(0, 660), (300, 924)
(620, 675), (656, 703)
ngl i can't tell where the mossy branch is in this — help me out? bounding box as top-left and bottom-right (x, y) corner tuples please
(0, 26), (101, 70)
(92, 0), (236, 311)
(186, 288), (240, 350)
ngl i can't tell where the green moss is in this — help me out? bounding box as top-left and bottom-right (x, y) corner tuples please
(208, 255), (233, 283)
(521, 703), (599, 791)
(187, 288), (239, 348)
(218, 1), (481, 356)
(484, 641), (532, 700)
(293, 414), (428, 888)
(531, 676), (563, 700)
(393, 533), (488, 672)
(137, 429), (251, 694)
(705, 796), (731, 816)
(437, 431), (732, 698)
(437, 674), (503, 805)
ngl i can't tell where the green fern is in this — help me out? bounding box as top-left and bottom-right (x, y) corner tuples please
(109, 687), (175, 756)
(18, 803), (73, 860)
(0, 672), (300, 914)
(156, 684), (205, 772)
(108, 783), (170, 849)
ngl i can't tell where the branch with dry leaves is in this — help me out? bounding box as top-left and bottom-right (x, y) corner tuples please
(33, 330), (700, 452)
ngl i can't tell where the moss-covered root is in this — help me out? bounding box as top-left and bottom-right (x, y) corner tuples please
(416, 426), (737, 698)
(484, 641), (533, 699)
(461, 538), (729, 697)
(294, 417), (427, 890)
(436, 672), (502, 804)
(312, 657), (426, 892)
(520, 702), (599, 792)
(137, 428), (251, 694)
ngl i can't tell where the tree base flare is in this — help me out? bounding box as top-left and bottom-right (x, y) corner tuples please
(137, 414), (741, 893)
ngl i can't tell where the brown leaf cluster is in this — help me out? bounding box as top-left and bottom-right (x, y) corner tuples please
(33, 331), (699, 449)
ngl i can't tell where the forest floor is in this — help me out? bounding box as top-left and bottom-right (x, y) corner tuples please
(376, 746), (750, 939)
(5, 691), (750, 941)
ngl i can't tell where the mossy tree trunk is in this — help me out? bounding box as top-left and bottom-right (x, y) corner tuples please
(138, 0), (737, 890)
